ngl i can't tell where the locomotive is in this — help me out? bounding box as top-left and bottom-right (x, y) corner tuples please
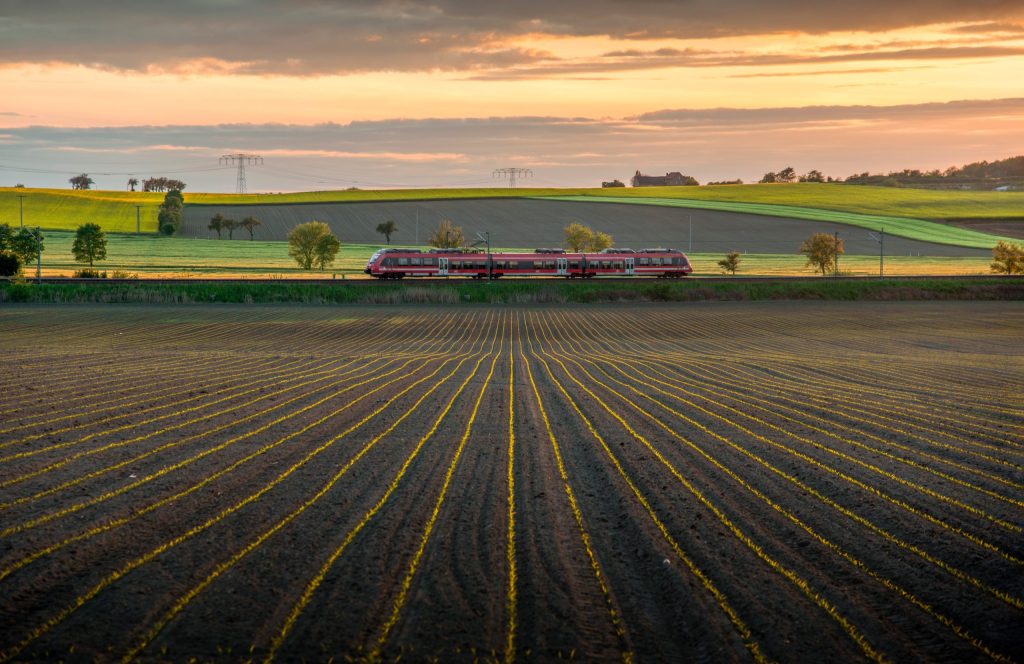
(364, 247), (693, 279)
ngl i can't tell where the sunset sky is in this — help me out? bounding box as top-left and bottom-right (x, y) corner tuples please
(3, 1), (1024, 191)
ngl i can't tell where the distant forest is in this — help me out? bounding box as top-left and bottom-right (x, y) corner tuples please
(843, 155), (1024, 190)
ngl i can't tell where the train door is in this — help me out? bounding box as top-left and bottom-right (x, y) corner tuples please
(556, 257), (568, 276)
(438, 257), (448, 276)
(625, 257), (635, 276)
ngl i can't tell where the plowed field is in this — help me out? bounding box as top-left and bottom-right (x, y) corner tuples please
(0, 303), (1021, 663)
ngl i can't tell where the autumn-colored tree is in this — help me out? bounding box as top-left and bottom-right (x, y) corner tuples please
(589, 231), (613, 252)
(991, 240), (1024, 274)
(800, 233), (844, 276)
(564, 222), (592, 252)
(428, 219), (465, 248)
(718, 251), (741, 275)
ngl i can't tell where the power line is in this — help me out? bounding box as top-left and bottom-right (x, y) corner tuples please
(493, 168), (533, 188)
(219, 154), (263, 194)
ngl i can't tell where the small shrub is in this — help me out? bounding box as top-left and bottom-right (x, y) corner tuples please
(73, 269), (107, 279)
(109, 270), (139, 279)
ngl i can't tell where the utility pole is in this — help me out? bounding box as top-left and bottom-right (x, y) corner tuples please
(474, 231), (491, 280)
(688, 214), (692, 252)
(868, 228), (885, 278)
(135, 205), (142, 236)
(493, 168), (532, 189)
(17, 194), (25, 228)
(34, 227), (41, 284)
(219, 154), (263, 194)
(834, 231), (840, 277)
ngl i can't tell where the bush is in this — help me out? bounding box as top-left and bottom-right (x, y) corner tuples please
(73, 269), (107, 278)
(0, 251), (20, 277)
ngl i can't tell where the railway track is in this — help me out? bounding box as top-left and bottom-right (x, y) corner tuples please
(7, 274), (1017, 286)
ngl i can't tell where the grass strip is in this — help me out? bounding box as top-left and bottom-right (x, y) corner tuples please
(2, 278), (1022, 305)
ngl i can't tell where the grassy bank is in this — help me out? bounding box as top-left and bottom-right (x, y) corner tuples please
(3, 278), (1020, 305)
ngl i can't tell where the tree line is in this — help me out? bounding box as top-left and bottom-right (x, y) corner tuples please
(69, 175), (188, 191)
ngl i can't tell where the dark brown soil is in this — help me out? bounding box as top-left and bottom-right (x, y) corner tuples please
(0, 303), (1021, 663)
(946, 218), (1024, 239)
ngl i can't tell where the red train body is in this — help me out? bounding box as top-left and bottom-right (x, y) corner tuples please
(364, 247), (693, 279)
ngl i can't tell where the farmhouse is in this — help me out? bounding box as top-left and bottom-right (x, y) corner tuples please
(631, 170), (688, 186)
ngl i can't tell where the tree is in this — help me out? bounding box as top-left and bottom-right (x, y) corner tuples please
(428, 219), (465, 249)
(589, 231), (613, 252)
(158, 190), (184, 235)
(991, 241), (1024, 275)
(0, 223), (13, 252)
(128, 177), (139, 192)
(240, 216), (261, 240)
(222, 218), (238, 240)
(0, 225), (20, 276)
(314, 233), (341, 270)
(69, 174), (93, 190)
(72, 223), (107, 267)
(288, 221), (339, 270)
(718, 251), (741, 275)
(777, 166), (797, 183)
(758, 172), (777, 184)
(800, 170), (825, 183)
(10, 227), (43, 267)
(208, 213), (225, 239)
(564, 222), (592, 252)
(376, 220), (397, 245)
(800, 232), (844, 276)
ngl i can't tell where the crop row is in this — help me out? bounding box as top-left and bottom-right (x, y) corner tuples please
(0, 303), (1020, 662)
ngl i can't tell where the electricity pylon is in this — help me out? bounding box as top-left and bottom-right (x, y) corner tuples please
(493, 168), (532, 189)
(220, 154), (263, 194)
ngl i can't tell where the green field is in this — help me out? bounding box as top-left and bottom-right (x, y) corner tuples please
(22, 232), (995, 278)
(548, 195), (1018, 249)
(4, 184), (1023, 242)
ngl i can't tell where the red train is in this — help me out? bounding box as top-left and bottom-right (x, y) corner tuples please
(364, 247), (693, 279)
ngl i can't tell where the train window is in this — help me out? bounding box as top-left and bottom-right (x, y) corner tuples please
(601, 260), (611, 269)
(614, 261), (623, 269)
(534, 260), (544, 269)
(398, 257), (408, 266)
(569, 262), (579, 269)
(410, 257), (421, 266)
(383, 258), (395, 266)
(638, 257), (649, 266)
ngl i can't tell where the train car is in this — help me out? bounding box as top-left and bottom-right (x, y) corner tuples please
(364, 247), (692, 279)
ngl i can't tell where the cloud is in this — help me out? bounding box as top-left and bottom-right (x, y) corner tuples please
(2, 98), (1022, 190)
(0, 1), (1021, 75)
(468, 44), (1024, 80)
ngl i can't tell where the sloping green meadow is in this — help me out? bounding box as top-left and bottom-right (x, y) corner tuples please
(544, 195), (1018, 248)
